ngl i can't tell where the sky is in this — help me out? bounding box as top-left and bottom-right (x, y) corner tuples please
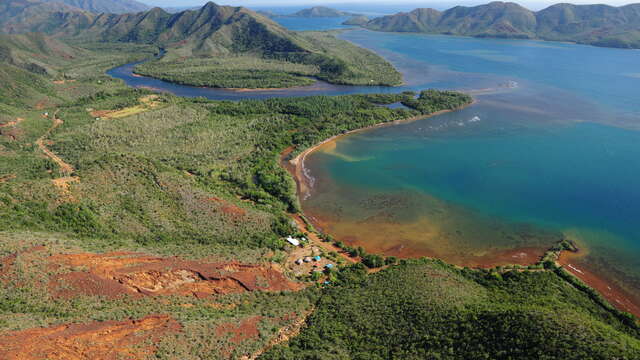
(143, 0), (636, 11)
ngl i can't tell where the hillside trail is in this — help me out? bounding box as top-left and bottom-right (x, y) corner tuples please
(36, 110), (74, 176)
(35, 109), (79, 201)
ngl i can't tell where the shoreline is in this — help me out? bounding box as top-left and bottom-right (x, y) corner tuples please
(285, 101), (476, 200)
(281, 99), (640, 319)
(557, 249), (640, 318)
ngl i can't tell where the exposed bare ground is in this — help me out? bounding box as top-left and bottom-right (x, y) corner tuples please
(89, 95), (162, 119)
(0, 314), (181, 360)
(43, 251), (303, 299)
(216, 316), (263, 344)
(35, 112), (74, 176)
(51, 176), (80, 203)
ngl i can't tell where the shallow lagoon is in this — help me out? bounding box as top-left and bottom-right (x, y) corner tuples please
(301, 30), (640, 310)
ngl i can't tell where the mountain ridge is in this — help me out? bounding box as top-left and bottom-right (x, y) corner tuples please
(364, 1), (640, 48)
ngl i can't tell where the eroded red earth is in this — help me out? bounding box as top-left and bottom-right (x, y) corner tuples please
(0, 315), (180, 360)
(45, 251), (302, 299)
(0, 246), (305, 359)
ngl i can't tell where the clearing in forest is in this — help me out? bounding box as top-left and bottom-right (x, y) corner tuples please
(90, 95), (162, 119)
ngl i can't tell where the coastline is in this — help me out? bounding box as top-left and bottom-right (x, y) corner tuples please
(281, 99), (640, 319)
(557, 249), (640, 318)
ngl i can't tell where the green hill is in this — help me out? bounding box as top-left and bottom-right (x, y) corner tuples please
(0, 32), (82, 113)
(0, 32), (152, 119)
(536, 3), (640, 48)
(364, 1), (640, 48)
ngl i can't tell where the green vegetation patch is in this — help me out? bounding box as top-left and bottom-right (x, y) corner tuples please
(262, 260), (640, 359)
(135, 56), (318, 89)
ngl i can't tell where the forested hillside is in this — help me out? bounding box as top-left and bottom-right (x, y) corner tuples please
(262, 260), (640, 359)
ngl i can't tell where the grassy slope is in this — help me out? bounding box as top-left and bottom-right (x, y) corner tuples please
(262, 260), (640, 359)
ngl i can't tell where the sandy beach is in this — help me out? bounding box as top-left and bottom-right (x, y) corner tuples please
(285, 101), (476, 201)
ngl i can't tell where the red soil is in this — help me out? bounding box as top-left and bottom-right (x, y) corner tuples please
(0, 117), (24, 128)
(558, 251), (640, 318)
(46, 251), (302, 299)
(216, 316), (263, 344)
(206, 197), (247, 218)
(0, 314), (180, 360)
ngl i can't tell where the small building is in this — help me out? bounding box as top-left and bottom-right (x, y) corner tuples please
(303, 256), (312, 263)
(295, 258), (303, 265)
(313, 255), (321, 261)
(286, 236), (300, 247)
(325, 264), (334, 269)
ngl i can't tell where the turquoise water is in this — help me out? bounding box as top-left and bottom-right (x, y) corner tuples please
(299, 29), (640, 303)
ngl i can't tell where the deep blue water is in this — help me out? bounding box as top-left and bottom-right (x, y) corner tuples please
(271, 16), (355, 31)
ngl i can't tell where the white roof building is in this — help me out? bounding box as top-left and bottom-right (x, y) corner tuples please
(286, 236), (300, 247)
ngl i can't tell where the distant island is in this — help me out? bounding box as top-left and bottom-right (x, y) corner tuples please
(361, 1), (640, 49)
(286, 6), (361, 18)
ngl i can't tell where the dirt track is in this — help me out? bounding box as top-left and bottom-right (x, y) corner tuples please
(35, 112), (74, 176)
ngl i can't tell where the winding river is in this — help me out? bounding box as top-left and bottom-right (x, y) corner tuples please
(108, 26), (640, 315)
